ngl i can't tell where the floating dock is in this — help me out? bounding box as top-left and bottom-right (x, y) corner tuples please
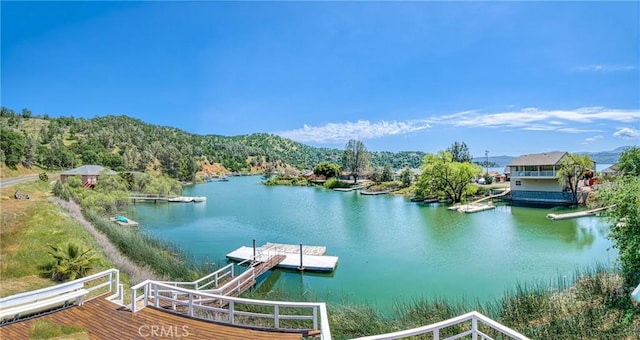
(449, 203), (496, 213)
(546, 205), (613, 220)
(167, 196), (207, 203)
(130, 195), (206, 203)
(226, 243), (338, 272)
(109, 216), (139, 227)
(333, 185), (364, 192)
(360, 190), (392, 195)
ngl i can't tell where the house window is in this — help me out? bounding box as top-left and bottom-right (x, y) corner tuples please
(515, 180), (521, 186)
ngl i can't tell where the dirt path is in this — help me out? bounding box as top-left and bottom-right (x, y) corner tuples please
(51, 197), (159, 284)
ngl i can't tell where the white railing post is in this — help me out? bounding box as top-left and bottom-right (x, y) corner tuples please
(154, 284), (159, 308)
(108, 271), (113, 293)
(312, 306), (318, 330)
(131, 289), (137, 313)
(434, 329), (439, 340)
(229, 301), (235, 324)
(472, 315), (478, 340)
(188, 293), (194, 317)
(143, 284), (149, 307)
(274, 305), (280, 328)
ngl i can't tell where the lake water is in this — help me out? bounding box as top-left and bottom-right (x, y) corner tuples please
(130, 176), (616, 308)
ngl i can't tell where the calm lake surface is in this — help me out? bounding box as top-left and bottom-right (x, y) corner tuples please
(130, 176), (616, 308)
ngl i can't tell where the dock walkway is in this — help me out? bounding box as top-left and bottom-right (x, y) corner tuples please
(0, 297), (302, 340)
(546, 205), (613, 220)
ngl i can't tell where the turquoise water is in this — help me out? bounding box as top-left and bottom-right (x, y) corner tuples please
(129, 176), (616, 308)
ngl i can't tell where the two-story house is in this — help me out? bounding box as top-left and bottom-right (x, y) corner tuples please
(508, 151), (574, 206)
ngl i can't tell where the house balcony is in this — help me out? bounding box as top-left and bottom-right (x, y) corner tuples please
(511, 170), (557, 178)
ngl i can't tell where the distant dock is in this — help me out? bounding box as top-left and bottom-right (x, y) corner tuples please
(226, 242), (338, 272)
(130, 195), (206, 203)
(546, 205), (613, 220)
(333, 185), (364, 192)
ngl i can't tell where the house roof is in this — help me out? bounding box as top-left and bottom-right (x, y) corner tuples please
(508, 151), (568, 166)
(61, 165), (117, 176)
(601, 164), (618, 174)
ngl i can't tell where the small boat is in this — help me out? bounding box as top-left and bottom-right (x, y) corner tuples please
(192, 196), (207, 202)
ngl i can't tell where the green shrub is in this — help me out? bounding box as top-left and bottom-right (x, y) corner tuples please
(39, 172), (48, 181)
(324, 177), (351, 189)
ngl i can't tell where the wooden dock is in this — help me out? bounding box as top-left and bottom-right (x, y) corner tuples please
(226, 243), (338, 272)
(0, 297), (303, 340)
(546, 205), (613, 220)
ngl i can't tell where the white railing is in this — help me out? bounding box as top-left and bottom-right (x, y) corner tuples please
(161, 263), (237, 290)
(513, 171), (557, 177)
(353, 311), (529, 340)
(130, 280), (331, 339)
(0, 268), (123, 308)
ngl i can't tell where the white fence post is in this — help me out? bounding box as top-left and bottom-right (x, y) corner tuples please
(154, 284), (159, 308)
(472, 315), (478, 340)
(229, 301), (235, 324)
(274, 305), (280, 328)
(188, 293), (194, 317)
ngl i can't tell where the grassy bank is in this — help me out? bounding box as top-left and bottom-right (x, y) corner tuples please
(324, 265), (640, 339)
(0, 180), (124, 296)
(83, 209), (207, 281)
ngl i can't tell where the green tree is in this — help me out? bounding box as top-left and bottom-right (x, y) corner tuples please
(598, 176), (640, 285)
(23, 136), (37, 168)
(21, 107), (32, 118)
(415, 151), (481, 203)
(313, 162), (341, 179)
(556, 153), (594, 204)
(399, 167), (413, 188)
(342, 139), (371, 184)
(370, 166), (383, 184)
(0, 127), (26, 168)
(616, 146), (640, 177)
(43, 242), (98, 281)
(446, 141), (472, 163)
(382, 163), (394, 182)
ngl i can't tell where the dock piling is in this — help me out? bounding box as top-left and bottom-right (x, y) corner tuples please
(298, 244), (304, 271)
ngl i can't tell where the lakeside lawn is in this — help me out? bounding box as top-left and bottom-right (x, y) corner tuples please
(0, 179), (127, 297)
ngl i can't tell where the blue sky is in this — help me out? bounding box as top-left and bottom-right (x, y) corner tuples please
(2, 1), (638, 157)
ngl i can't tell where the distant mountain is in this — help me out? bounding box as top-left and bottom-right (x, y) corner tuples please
(473, 147), (634, 166)
(472, 155), (516, 167)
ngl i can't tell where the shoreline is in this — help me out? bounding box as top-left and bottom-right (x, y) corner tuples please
(51, 197), (159, 284)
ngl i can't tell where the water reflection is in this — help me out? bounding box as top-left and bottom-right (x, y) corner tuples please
(509, 206), (597, 249)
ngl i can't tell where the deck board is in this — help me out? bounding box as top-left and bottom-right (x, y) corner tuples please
(0, 298), (303, 339)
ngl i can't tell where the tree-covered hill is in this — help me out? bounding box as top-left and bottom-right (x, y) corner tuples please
(0, 107), (425, 181)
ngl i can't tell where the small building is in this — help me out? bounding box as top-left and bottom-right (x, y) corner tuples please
(60, 165), (117, 187)
(508, 151), (574, 206)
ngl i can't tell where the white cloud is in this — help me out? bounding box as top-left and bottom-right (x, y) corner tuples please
(575, 64), (637, 72)
(581, 135), (604, 145)
(432, 107), (639, 129)
(276, 107), (639, 144)
(613, 127), (640, 140)
(277, 119), (431, 143)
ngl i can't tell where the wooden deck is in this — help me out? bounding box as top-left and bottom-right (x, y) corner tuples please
(0, 298), (303, 339)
